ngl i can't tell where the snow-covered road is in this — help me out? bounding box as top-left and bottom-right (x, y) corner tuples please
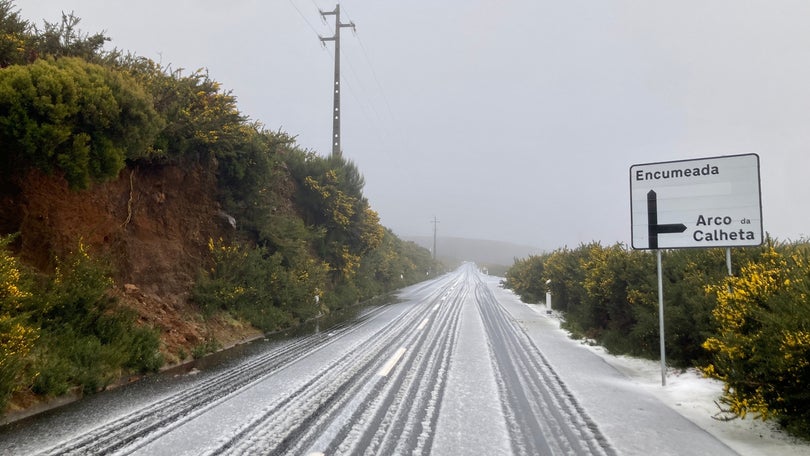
(492, 278), (810, 456)
(5, 263), (797, 455)
(488, 275), (737, 456)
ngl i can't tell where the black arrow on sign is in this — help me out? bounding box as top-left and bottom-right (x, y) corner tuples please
(647, 190), (687, 249)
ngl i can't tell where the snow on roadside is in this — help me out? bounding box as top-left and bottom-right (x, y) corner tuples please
(521, 300), (810, 456)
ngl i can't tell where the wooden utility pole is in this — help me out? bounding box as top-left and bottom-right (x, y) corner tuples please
(319, 4), (355, 158)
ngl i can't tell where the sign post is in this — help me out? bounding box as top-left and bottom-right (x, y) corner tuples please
(656, 250), (665, 386)
(630, 154), (763, 386)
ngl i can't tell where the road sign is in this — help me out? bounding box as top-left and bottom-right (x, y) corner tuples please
(630, 154), (763, 250)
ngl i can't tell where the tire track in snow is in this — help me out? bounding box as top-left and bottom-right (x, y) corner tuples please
(473, 273), (616, 456)
(354, 274), (465, 455)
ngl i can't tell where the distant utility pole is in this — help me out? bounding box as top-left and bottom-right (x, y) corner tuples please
(431, 216), (439, 260)
(319, 4), (355, 158)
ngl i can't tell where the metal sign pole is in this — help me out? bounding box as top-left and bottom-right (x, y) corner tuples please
(726, 248), (733, 276)
(657, 249), (666, 386)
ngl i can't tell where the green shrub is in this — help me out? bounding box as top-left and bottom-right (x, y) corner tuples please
(193, 238), (326, 333)
(504, 254), (548, 304)
(122, 324), (163, 373)
(32, 330), (110, 395)
(32, 316), (162, 397)
(191, 338), (220, 360)
(29, 243), (162, 397)
(30, 345), (72, 396)
(236, 305), (296, 334)
(0, 57), (161, 188)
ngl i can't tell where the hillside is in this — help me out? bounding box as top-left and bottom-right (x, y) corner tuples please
(0, 2), (440, 418)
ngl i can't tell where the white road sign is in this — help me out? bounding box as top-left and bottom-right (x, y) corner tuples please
(630, 154), (763, 250)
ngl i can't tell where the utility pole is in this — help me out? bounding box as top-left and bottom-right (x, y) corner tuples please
(431, 216), (439, 261)
(319, 4), (355, 158)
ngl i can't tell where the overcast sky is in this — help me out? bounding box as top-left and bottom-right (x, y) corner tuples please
(19, 1), (810, 250)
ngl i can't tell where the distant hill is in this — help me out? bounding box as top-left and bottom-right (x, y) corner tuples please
(403, 236), (545, 269)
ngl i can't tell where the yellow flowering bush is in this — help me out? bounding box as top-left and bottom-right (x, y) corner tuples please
(703, 246), (810, 436)
(0, 235), (38, 409)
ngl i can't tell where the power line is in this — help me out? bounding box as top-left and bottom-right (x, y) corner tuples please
(356, 38), (396, 122)
(340, 4), (402, 152)
(287, 0), (325, 41)
(342, 50), (384, 125)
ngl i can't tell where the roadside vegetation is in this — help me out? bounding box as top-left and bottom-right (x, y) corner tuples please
(504, 240), (810, 439)
(0, 236), (162, 408)
(0, 1), (440, 412)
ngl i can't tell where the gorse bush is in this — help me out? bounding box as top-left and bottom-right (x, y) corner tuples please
(0, 57), (162, 188)
(703, 247), (810, 437)
(193, 238), (326, 332)
(194, 219), (440, 333)
(286, 151), (384, 284)
(503, 254), (546, 304)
